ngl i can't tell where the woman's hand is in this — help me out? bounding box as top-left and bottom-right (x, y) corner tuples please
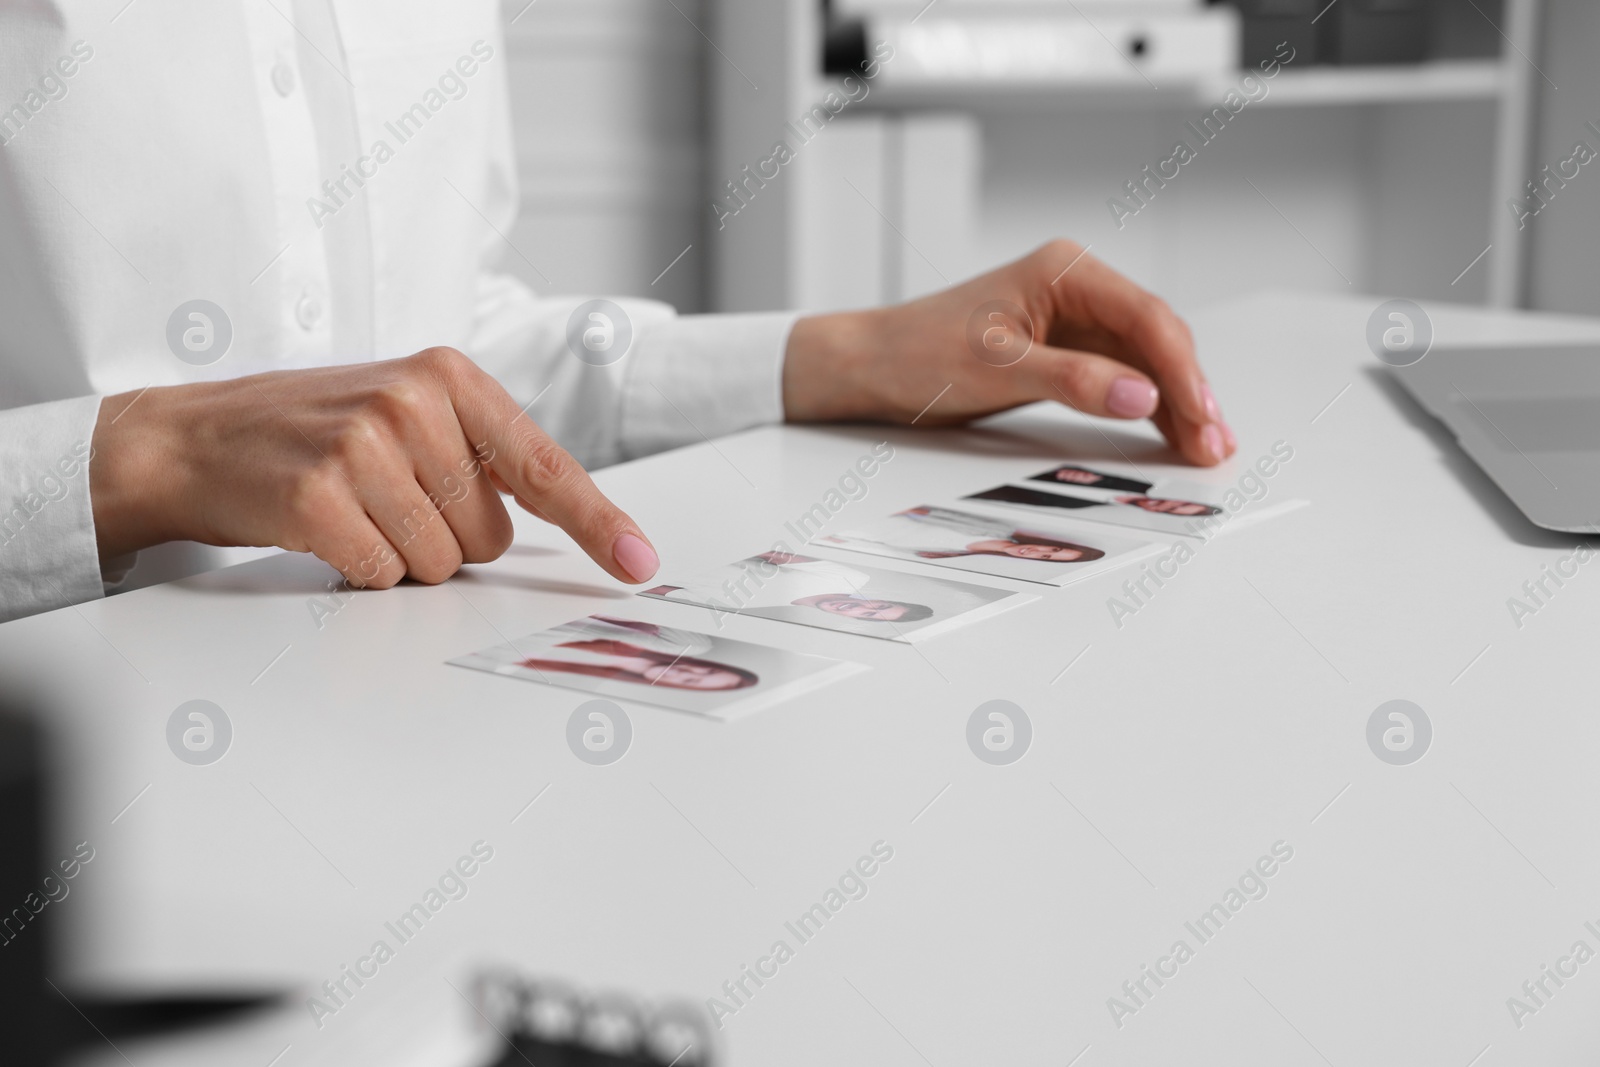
(90, 347), (660, 587)
(782, 240), (1236, 467)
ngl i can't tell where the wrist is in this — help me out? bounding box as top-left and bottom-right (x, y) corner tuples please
(91, 387), (189, 560)
(782, 308), (888, 422)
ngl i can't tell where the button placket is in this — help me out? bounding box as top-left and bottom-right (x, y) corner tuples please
(271, 57), (297, 97)
(242, 2), (334, 365)
(295, 284), (325, 331)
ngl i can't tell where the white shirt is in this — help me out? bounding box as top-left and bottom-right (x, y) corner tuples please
(0, 0), (796, 623)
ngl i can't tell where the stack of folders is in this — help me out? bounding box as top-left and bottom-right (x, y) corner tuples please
(475, 972), (718, 1067)
(832, 0), (1239, 87)
(1213, 0), (1431, 66)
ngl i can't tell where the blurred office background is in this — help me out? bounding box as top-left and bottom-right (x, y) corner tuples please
(502, 0), (1594, 320)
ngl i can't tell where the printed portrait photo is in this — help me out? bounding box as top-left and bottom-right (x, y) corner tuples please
(1029, 463), (1153, 495)
(819, 503), (1160, 585)
(448, 615), (866, 720)
(641, 551), (1036, 642)
(966, 483), (1224, 538)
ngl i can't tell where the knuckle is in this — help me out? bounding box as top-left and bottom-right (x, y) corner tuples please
(323, 540), (396, 589)
(1142, 296), (1193, 351)
(463, 511), (516, 563)
(1138, 292), (1171, 320)
(406, 544), (464, 585)
(388, 499), (441, 547)
(1054, 358), (1102, 406)
(417, 345), (466, 369)
(1173, 314), (1196, 348)
(286, 467), (344, 525)
(369, 377), (433, 423)
(517, 436), (576, 490)
(329, 416), (387, 465)
(415, 346), (471, 383)
(1040, 237), (1084, 266)
(359, 565), (403, 591)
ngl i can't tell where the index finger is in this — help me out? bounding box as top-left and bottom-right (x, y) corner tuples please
(1034, 243), (1209, 427)
(425, 349), (660, 584)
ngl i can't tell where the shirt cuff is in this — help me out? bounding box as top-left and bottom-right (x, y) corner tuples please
(617, 311), (799, 460)
(0, 395), (105, 623)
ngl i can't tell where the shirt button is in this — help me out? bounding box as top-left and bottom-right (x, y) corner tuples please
(295, 288), (324, 331)
(271, 62), (296, 97)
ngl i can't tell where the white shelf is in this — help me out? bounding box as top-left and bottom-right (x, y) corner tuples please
(1231, 59), (1509, 108)
(860, 59), (1511, 110)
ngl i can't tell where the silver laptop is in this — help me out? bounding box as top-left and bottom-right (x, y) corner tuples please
(1389, 345), (1600, 534)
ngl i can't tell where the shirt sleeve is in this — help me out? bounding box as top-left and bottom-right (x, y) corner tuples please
(0, 396), (106, 623)
(466, 270), (797, 470)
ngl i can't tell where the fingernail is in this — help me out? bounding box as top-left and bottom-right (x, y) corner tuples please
(1221, 421), (1237, 453)
(613, 533), (659, 582)
(1201, 424), (1225, 463)
(1107, 377), (1159, 418)
(1202, 383), (1220, 421)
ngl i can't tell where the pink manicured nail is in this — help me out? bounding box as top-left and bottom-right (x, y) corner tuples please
(613, 533), (659, 582)
(1201, 424), (1225, 463)
(1107, 377), (1159, 418)
(1202, 383), (1220, 421)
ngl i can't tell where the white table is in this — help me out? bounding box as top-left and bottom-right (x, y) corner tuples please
(12, 293), (1600, 1066)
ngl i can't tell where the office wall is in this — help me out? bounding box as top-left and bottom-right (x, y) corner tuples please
(501, 0), (708, 313)
(973, 105), (1448, 315)
(1524, 0), (1600, 315)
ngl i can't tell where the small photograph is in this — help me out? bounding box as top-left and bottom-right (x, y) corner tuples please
(966, 483), (1224, 537)
(1029, 463), (1154, 495)
(448, 615), (866, 720)
(641, 551), (1037, 642)
(819, 504), (1160, 586)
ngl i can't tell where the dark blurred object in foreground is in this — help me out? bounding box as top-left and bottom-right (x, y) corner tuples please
(477, 971), (718, 1067)
(0, 708), (55, 1064)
